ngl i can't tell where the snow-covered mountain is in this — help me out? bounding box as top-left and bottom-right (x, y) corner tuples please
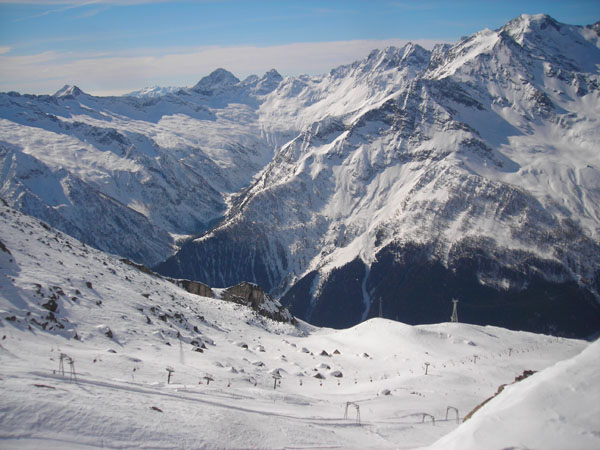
(125, 85), (182, 98)
(0, 45), (435, 268)
(1, 14), (600, 337)
(1, 201), (597, 449)
(157, 15), (600, 337)
(0, 69), (290, 265)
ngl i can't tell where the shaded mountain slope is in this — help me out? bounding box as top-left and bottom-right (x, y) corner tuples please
(158, 15), (600, 337)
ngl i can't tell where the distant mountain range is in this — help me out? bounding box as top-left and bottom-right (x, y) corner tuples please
(0, 67), (288, 264)
(125, 85), (182, 98)
(2, 14), (599, 337)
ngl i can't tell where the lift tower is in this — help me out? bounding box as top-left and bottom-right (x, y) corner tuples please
(450, 299), (459, 323)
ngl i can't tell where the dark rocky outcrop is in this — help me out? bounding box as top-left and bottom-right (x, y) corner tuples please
(170, 279), (214, 298)
(0, 239), (11, 255)
(222, 282), (296, 324)
(120, 258), (155, 276)
(123, 259), (295, 325)
(42, 298), (58, 313)
(463, 370), (537, 422)
(121, 258), (214, 297)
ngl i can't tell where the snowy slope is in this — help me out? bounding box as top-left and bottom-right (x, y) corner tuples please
(155, 43), (437, 284)
(159, 15), (600, 337)
(425, 338), (600, 450)
(0, 202), (594, 449)
(0, 52), (425, 267)
(259, 44), (431, 133)
(2, 14), (600, 336)
(0, 69), (289, 265)
(125, 86), (181, 98)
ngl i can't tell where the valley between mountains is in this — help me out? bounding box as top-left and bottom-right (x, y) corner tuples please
(2, 13), (600, 336)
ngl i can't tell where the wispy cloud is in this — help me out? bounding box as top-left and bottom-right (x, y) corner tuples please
(12, 1), (100, 22)
(7, 0), (219, 23)
(0, 46), (11, 55)
(0, 38), (449, 95)
(5, 0), (185, 21)
(73, 5), (109, 18)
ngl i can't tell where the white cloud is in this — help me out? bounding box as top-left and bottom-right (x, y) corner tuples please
(0, 38), (449, 95)
(0, 46), (11, 55)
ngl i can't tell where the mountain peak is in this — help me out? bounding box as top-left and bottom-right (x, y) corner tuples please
(399, 42), (431, 64)
(368, 44), (430, 70)
(263, 68), (283, 81)
(366, 46), (402, 62)
(54, 85), (84, 98)
(520, 13), (559, 25)
(191, 68), (240, 95)
(241, 69), (283, 95)
(501, 13), (562, 43)
(257, 69), (283, 93)
(498, 13), (600, 72)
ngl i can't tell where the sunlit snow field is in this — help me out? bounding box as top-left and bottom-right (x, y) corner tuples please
(1, 202), (598, 449)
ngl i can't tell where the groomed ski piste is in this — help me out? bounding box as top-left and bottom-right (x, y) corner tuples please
(1, 201), (599, 449)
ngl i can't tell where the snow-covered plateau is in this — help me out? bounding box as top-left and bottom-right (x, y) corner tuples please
(1, 200), (599, 449)
(1, 13), (600, 337)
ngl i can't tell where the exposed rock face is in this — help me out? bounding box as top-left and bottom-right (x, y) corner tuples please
(0, 238), (10, 255)
(121, 257), (213, 298)
(223, 282), (265, 308)
(120, 258), (294, 324)
(463, 370), (538, 422)
(222, 282), (296, 325)
(171, 279), (214, 298)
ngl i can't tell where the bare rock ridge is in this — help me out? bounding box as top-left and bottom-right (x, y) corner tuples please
(120, 258), (294, 324)
(463, 370), (537, 422)
(172, 278), (215, 299)
(221, 282), (296, 325)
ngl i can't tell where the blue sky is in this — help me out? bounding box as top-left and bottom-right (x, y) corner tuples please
(1, 0), (599, 95)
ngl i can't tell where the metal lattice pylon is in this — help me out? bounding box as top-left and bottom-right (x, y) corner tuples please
(450, 299), (459, 323)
